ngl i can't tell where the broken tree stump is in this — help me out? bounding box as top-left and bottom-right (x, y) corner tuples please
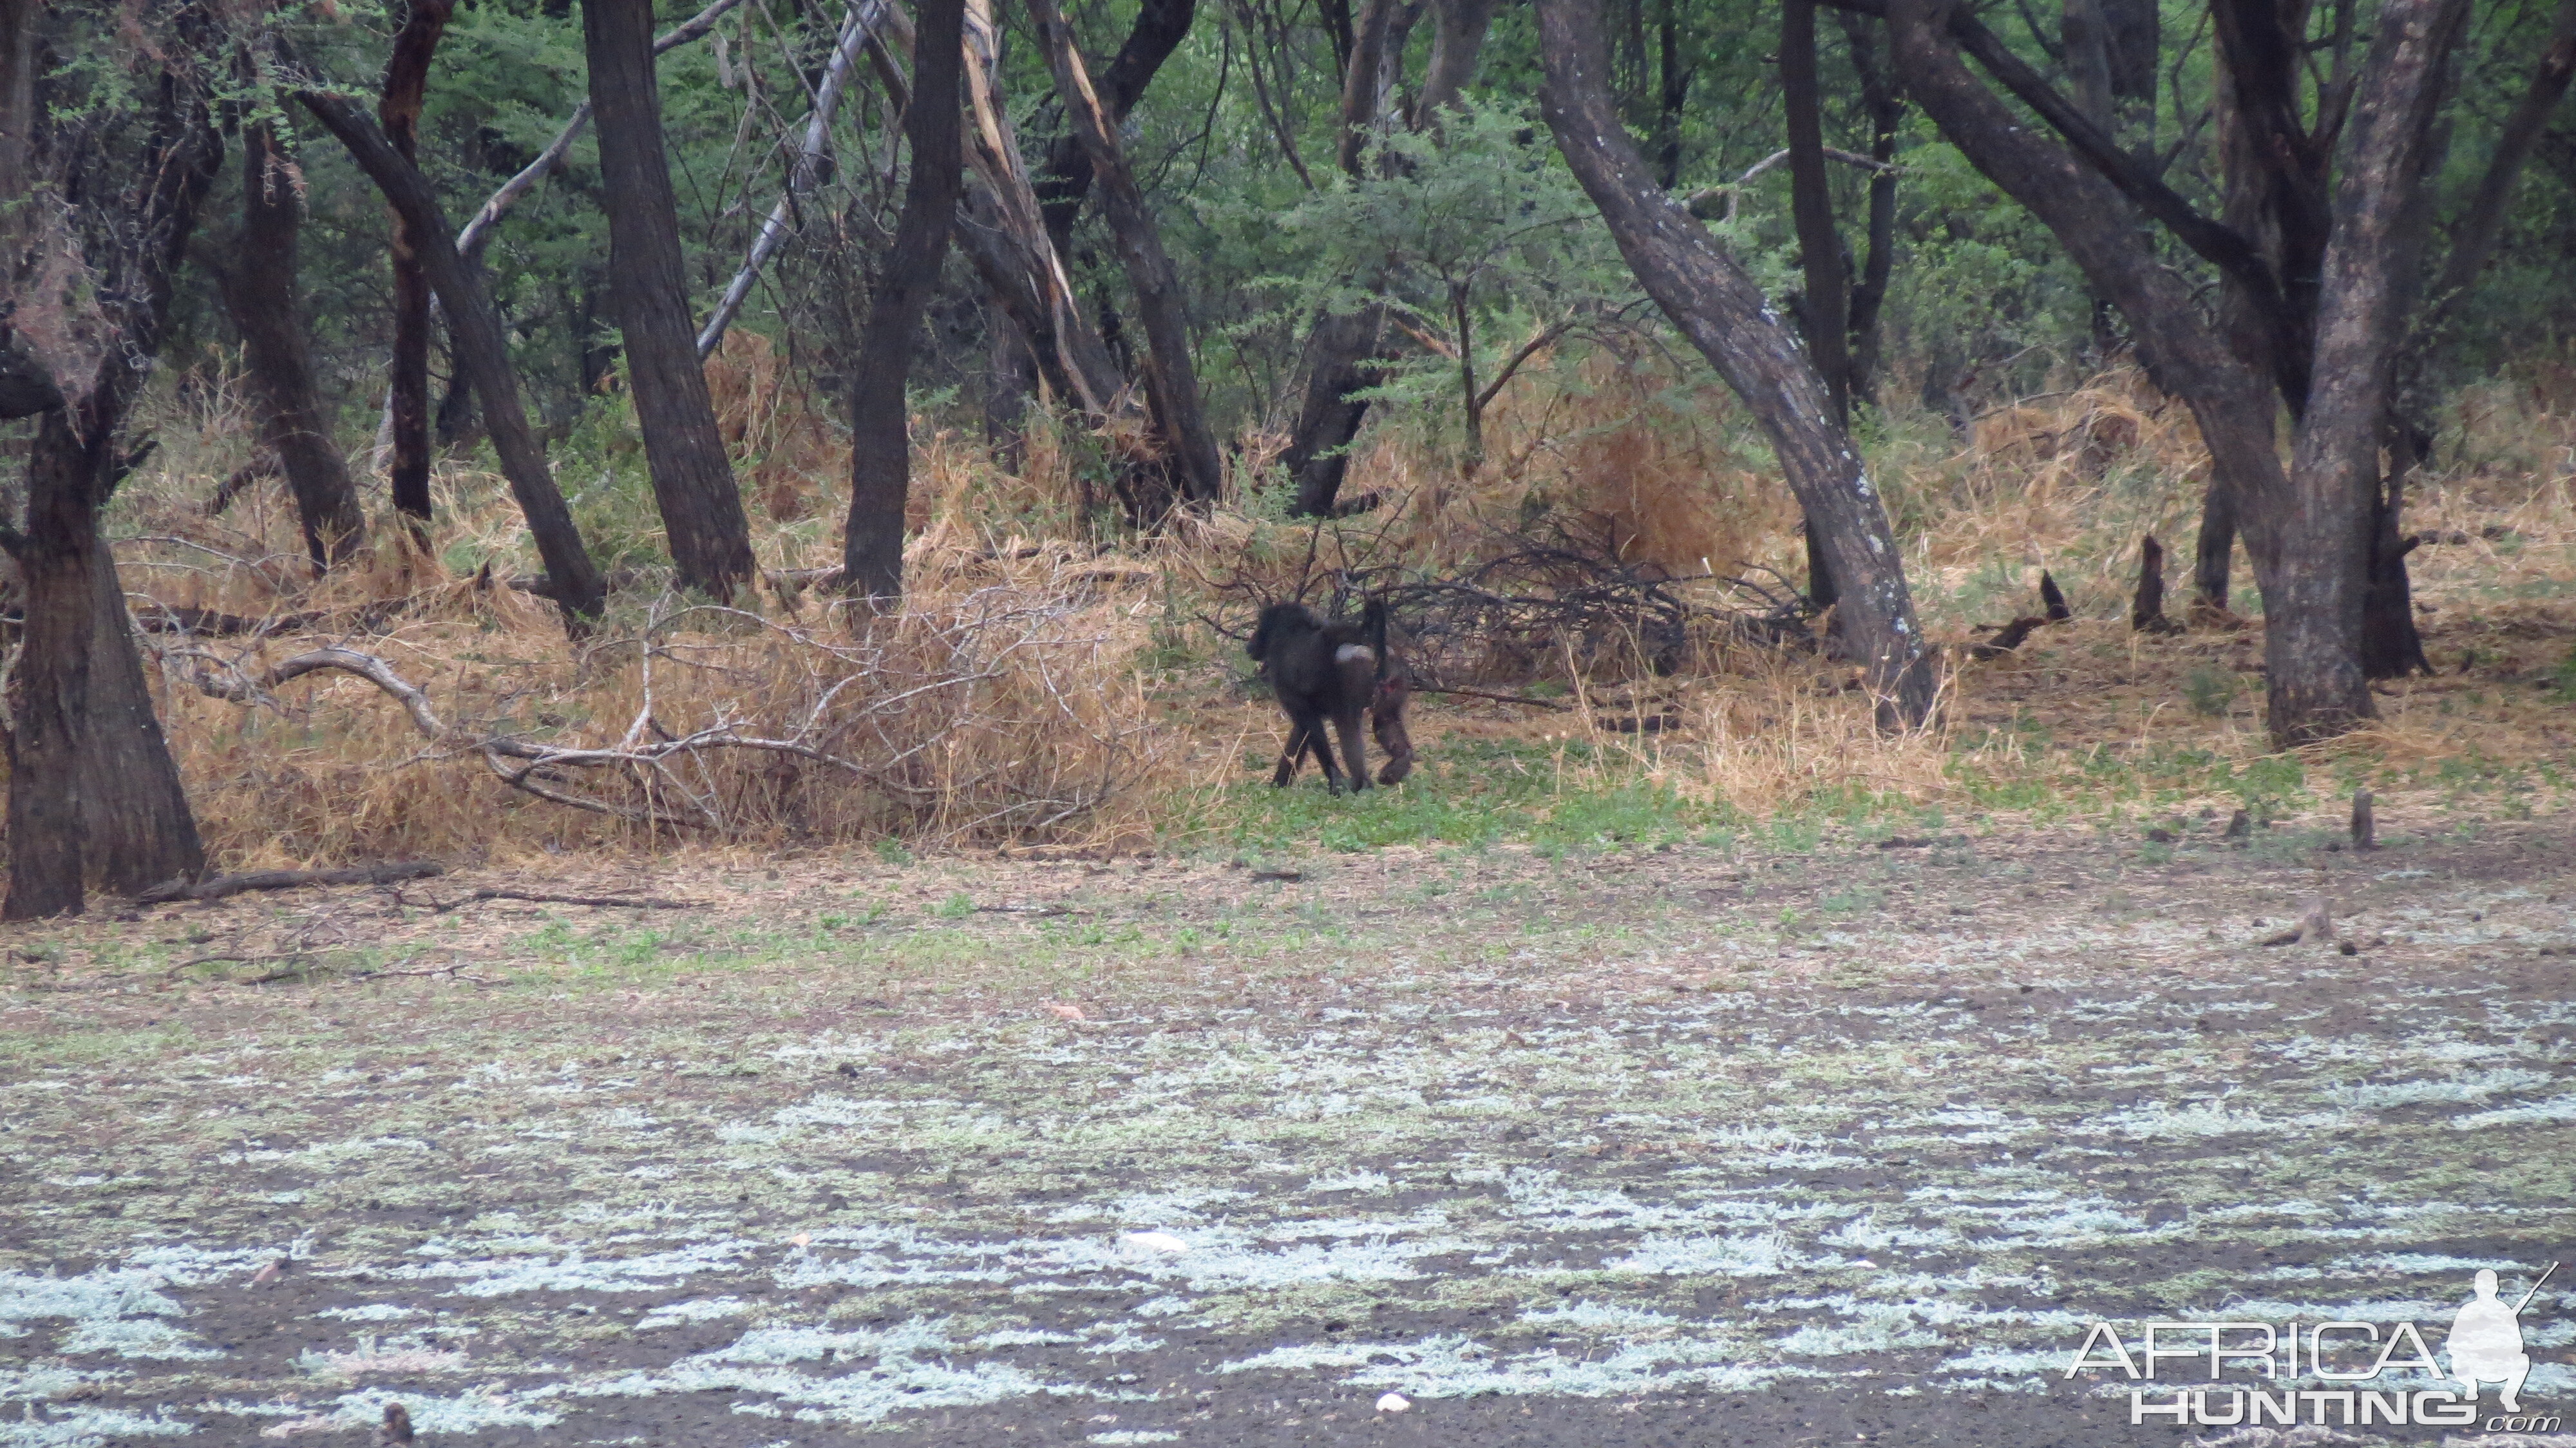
(2132, 535), (2184, 634)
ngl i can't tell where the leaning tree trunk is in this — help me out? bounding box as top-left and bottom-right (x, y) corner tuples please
(583, 0), (755, 602)
(379, 0), (454, 535)
(223, 116), (367, 571)
(842, 0), (966, 606)
(1535, 0), (1937, 727)
(1031, 0), (1198, 259)
(299, 91), (606, 630)
(1029, 0), (1224, 509)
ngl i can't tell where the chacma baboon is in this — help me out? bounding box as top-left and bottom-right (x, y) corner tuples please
(1247, 600), (1414, 792)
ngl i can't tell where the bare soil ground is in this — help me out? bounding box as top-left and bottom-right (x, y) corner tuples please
(5, 805), (2574, 1446)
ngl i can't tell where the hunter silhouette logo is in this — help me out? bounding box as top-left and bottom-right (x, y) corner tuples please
(2450, 1263), (2551, 1413)
(2063, 1262), (2561, 1432)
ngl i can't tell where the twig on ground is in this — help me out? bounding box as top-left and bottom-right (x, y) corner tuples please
(394, 888), (703, 913)
(1419, 685), (1574, 710)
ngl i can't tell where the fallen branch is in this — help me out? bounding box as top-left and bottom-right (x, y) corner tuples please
(140, 861), (445, 904)
(399, 888), (701, 913)
(1967, 616), (2050, 660)
(171, 951), (495, 986)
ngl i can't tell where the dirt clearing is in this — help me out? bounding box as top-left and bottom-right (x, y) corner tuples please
(3, 816), (2572, 1445)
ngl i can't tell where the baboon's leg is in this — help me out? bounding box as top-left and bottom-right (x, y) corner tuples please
(1371, 692), (1414, 785)
(1331, 705), (1369, 793)
(1272, 710), (1316, 787)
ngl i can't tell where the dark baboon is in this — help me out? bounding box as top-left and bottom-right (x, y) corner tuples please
(1247, 600), (1414, 792)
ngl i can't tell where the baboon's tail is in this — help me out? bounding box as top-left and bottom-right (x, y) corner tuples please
(1363, 599), (1391, 681)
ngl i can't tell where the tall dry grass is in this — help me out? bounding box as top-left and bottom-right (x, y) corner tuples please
(22, 340), (2576, 870)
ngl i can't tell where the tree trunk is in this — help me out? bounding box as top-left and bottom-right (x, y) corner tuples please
(1783, 0), (1850, 613)
(1283, 0), (1497, 515)
(1032, 0), (1198, 258)
(299, 90), (606, 630)
(223, 116), (367, 572)
(2193, 478), (2237, 610)
(842, 0), (965, 605)
(1652, 0), (1689, 187)
(1836, 10), (1901, 406)
(1285, 307), (1389, 518)
(583, 0), (755, 602)
(3, 57), (218, 920)
(1030, 0), (1225, 508)
(2275, 0), (2466, 724)
(8, 412), (211, 918)
(379, 0), (454, 534)
(956, 1), (1128, 417)
(1537, 0), (1937, 727)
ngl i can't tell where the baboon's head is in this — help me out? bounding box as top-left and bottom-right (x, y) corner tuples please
(1247, 602), (1310, 665)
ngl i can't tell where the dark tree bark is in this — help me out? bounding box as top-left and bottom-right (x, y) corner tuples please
(1, 0), (52, 422)
(1033, 0), (1198, 258)
(582, 0), (755, 602)
(379, 0), (455, 535)
(1653, 0), (1689, 187)
(1783, 0), (1850, 611)
(2102, 0), (2156, 134)
(1030, 0), (1225, 509)
(842, 0), (965, 605)
(1836, 11), (1902, 406)
(222, 116), (367, 572)
(2273, 0), (2467, 721)
(298, 90), (605, 630)
(4, 57), (217, 920)
(1536, 0), (1937, 728)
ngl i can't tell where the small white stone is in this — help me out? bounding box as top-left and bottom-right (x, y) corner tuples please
(1377, 1392), (1412, 1413)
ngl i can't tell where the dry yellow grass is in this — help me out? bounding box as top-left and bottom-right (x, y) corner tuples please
(19, 346), (2576, 871)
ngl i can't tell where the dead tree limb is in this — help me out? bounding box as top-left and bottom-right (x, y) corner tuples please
(399, 887), (701, 912)
(140, 861), (445, 904)
(2040, 571), (2071, 622)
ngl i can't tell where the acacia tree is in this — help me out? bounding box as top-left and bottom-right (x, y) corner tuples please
(1534, 0), (1939, 729)
(3, 3), (220, 918)
(1864, 0), (2471, 743)
(582, 0), (756, 602)
(1280, 0), (1504, 516)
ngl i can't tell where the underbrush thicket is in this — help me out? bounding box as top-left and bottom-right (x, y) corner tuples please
(28, 344), (2576, 869)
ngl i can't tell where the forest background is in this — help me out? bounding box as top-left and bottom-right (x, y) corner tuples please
(3, 0), (2574, 918)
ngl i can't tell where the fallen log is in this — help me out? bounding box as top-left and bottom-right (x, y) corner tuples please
(140, 861), (446, 904)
